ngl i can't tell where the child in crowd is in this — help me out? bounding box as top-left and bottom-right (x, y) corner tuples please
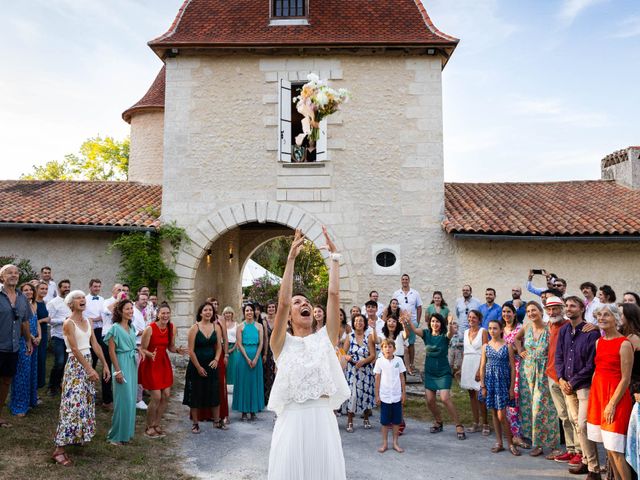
(374, 338), (406, 453)
(480, 319), (519, 456)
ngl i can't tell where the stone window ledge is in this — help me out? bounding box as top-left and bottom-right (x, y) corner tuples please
(279, 161), (327, 168)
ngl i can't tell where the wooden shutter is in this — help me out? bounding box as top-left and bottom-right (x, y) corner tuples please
(278, 78), (292, 162)
(315, 118), (327, 161)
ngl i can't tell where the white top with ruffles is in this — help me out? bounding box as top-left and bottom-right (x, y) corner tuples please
(267, 327), (350, 415)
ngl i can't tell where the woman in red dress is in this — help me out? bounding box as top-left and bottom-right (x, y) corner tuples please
(139, 302), (185, 438)
(587, 303), (634, 480)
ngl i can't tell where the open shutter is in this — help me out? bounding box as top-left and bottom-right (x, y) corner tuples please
(315, 118), (327, 161)
(278, 78), (292, 162)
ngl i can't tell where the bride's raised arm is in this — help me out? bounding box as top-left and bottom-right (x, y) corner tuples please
(322, 226), (341, 346)
(270, 229), (305, 358)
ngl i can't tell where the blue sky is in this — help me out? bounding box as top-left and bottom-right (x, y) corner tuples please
(0, 0), (638, 181)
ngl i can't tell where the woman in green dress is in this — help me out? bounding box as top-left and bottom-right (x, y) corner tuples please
(183, 302), (222, 433)
(231, 303), (265, 420)
(426, 291), (450, 321)
(403, 312), (466, 440)
(105, 299), (138, 445)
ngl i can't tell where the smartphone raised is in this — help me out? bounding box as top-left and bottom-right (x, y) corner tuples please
(532, 269), (544, 275)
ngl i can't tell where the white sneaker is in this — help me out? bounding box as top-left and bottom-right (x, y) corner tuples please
(136, 400), (148, 410)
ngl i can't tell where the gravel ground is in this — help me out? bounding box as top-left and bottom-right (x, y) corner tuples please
(176, 393), (581, 480)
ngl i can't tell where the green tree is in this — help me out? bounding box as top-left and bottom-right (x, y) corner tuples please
(249, 236), (329, 305)
(21, 136), (129, 181)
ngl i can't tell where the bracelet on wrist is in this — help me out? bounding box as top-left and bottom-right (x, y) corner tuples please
(330, 253), (342, 262)
(114, 371), (122, 376)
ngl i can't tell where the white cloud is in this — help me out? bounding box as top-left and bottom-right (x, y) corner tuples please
(512, 96), (608, 128)
(612, 16), (640, 38)
(558, 0), (609, 25)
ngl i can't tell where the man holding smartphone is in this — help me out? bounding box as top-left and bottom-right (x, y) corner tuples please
(527, 269), (557, 297)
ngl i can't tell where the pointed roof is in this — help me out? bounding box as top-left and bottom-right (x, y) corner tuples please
(148, 0), (458, 57)
(122, 66), (166, 123)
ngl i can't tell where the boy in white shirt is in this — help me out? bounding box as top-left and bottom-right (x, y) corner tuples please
(373, 338), (406, 453)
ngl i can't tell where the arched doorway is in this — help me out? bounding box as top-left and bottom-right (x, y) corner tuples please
(168, 201), (354, 337)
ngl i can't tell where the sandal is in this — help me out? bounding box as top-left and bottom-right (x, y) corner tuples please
(215, 419), (228, 430)
(153, 426), (166, 437)
(250, 413), (257, 422)
(465, 422), (480, 433)
(191, 423), (200, 434)
(52, 451), (72, 466)
(144, 427), (159, 438)
(529, 446), (544, 457)
(430, 421), (443, 433)
(346, 422), (354, 433)
(363, 419), (372, 429)
(514, 438), (531, 449)
(509, 445), (522, 456)
(455, 424), (466, 440)
(491, 443), (505, 453)
(241, 414), (248, 422)
(482, 424), (491, 436)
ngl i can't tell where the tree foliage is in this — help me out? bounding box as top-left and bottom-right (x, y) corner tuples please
(0, 256), (38, 286)
(246, 236), (329, 306)
(21, 136), (129, 181)
(108, 222), (189, 300)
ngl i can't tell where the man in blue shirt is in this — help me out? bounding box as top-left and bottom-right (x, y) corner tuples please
(479, 288), (502, 330)
(555, 296), (600, 477)
(526, 269), (558, 297)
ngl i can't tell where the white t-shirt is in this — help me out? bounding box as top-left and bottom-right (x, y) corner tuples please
(101, 297), (117, 337)
(392, 288), (423, 323)
(132, 306), (146, 345)
(47, 296), (71, 339)
(373, 355), (406, 403)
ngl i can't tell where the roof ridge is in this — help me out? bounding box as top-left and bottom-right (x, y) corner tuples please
(414, 0), (459, 43)
(445, 179), (614, 186)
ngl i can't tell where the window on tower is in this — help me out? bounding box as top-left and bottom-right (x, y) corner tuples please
(272, 0), (306, 17)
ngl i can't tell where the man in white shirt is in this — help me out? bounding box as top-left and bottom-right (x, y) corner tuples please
(40, 266), (58, 303)
(84, 279), (109, 405)
(580, 281), (600, 324)
(47, 279), (71, 396)
(392, 274), (422, 375)
(361, 290), (384, 318)
(132, 293), (148, 409)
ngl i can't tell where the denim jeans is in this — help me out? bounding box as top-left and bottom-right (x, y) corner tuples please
(48, 336), (68, 391)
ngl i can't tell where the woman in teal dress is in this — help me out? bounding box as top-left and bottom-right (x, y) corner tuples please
(232, 304), (265, 420)
(105, 299), (138, 445)
(403, 312), (466, 440)
(426, 291), (450, 322)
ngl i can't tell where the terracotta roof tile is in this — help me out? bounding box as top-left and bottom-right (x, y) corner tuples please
(443, 180), (640, 236)
(122, 66), (166, 123)
(0, 181), (162, 229)
(148, 0), (458, 52)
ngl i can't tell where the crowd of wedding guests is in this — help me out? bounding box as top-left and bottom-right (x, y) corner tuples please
(2, 263), (640, 479)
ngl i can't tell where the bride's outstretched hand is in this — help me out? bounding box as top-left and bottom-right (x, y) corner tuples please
(288, 229), (305, 260)
(320, 225), (338, 254)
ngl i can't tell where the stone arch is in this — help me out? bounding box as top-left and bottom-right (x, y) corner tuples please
(169, 201), (354, 330)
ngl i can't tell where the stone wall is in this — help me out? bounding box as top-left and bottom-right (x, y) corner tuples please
(160, 52), (453, 333)
(128, 111), (164, 185)
(0, 229), (121, 292)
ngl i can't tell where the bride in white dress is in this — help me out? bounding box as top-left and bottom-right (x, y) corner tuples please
(267, 227), (350, 480)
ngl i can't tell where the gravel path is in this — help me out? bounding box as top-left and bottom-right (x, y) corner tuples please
(175, 393), (578, 480)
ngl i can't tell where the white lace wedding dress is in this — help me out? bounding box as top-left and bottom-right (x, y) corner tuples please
(267, 327), (350, 480)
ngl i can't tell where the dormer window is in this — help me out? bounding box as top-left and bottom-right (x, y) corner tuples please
(270, 0), (309, 25)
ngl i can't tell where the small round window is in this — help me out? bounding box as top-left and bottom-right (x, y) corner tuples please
(375, 251), (397, 268)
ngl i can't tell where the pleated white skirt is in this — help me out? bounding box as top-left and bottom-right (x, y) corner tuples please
(268, 397), (346, 480)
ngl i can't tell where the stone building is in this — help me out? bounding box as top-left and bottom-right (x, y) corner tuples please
(1, 1), (639, 339)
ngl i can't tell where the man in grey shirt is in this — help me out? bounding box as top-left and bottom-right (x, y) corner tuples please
(0, 264), (32, 427)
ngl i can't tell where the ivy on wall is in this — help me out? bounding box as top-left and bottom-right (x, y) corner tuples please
(109, 221), (189, 300)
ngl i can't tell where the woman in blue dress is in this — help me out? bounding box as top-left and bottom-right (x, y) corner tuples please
(10, 283), (41, 416)
(480, 319), (519, 456)
(232, 303), (265, 420)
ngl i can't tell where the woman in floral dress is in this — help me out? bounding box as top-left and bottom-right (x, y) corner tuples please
(515, 301), (559, 457)
(502, 303), (528, 448)
(343, 313), (376, 432)
(52, 291), (110, 466)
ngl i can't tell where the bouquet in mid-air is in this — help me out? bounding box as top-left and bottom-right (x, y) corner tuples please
(293, 73), (350, 153)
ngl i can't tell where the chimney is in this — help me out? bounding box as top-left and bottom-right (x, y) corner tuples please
(601, 146), (640, 189)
